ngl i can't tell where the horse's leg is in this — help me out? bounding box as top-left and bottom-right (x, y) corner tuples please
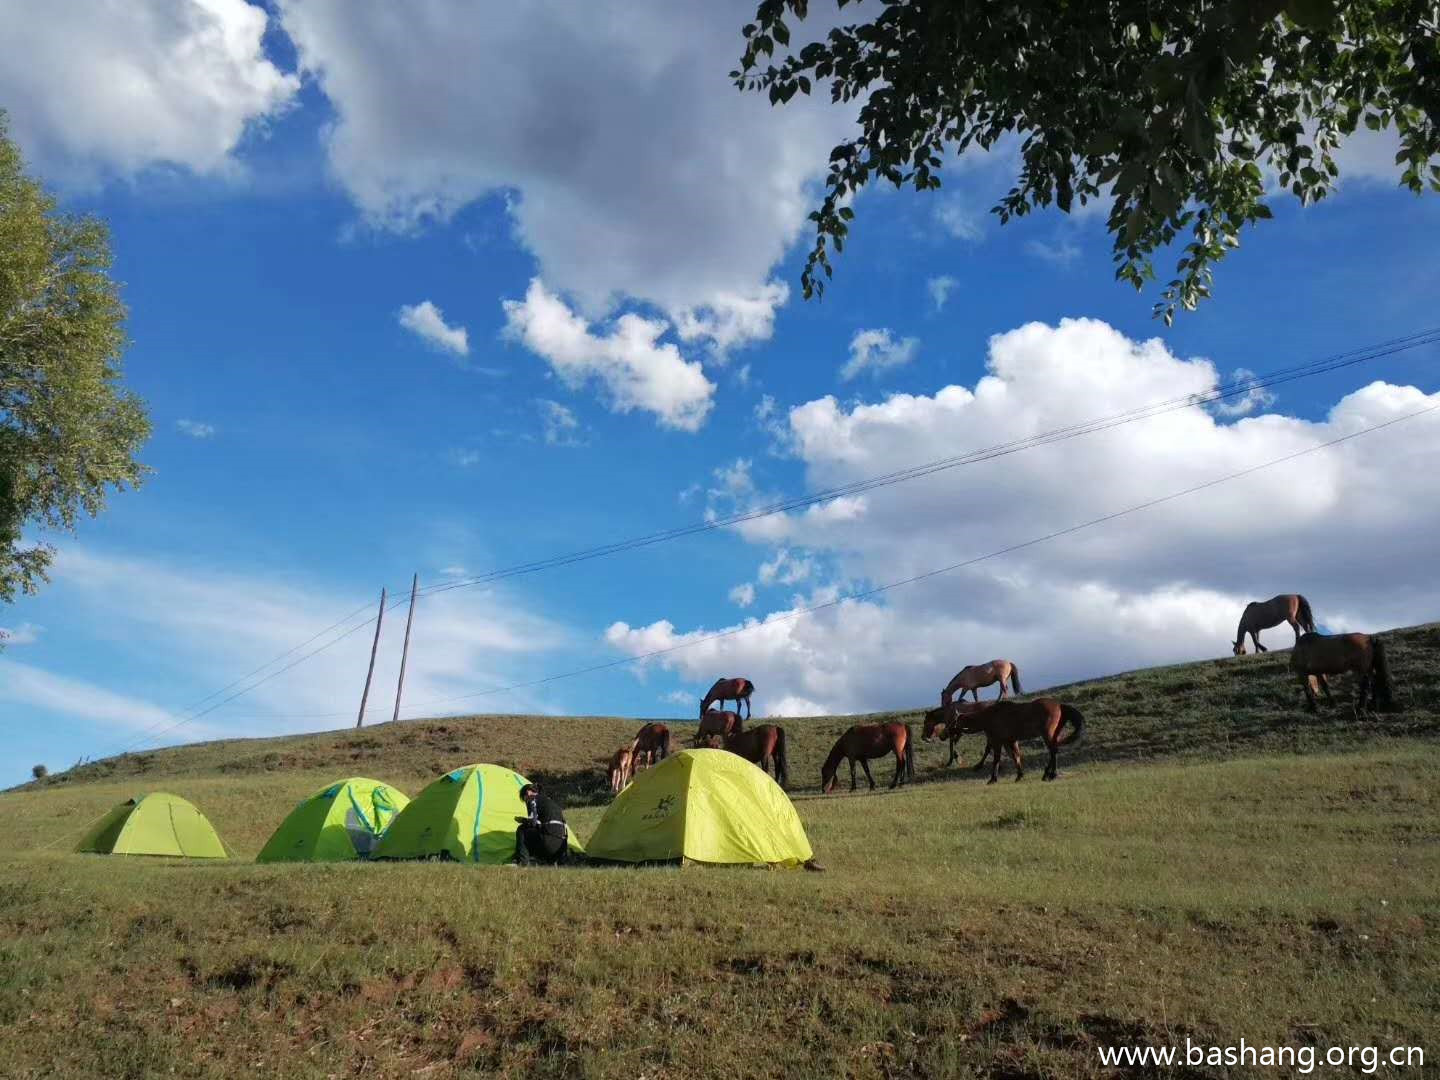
(861, 758), (876, 790)
(1319, 674), (1334, 704)
(1289, 617), (1301, 645)
(1300, 674), (1319, 712)
(1011, 742), (1024, 783)
(1044, 738), (1058, 781)
(1252, 629), (1267, 652)
(987, 739), (1000, 785)
(890, 749), (903, 789)
(849, 758), (857, 792)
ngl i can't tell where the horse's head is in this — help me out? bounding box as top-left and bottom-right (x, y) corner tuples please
(1232, 640), (1246, 656)
(921, 707), (947, 741)
(820, 764), (837, 794)
(698, 732), (724, 750)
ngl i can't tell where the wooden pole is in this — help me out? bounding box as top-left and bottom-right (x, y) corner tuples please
(392, 573), (419, 724)
(356, 587), (386, 728)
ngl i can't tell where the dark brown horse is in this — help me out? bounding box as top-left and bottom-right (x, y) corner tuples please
(701, 724), (789, 787)
(1232, 594), (1315, 654)
(971, 698), (1085, 784)
(821, 723), (915, 793)
(700, 676), (755, 721)
(695, 708), (742, 747)
(921, 701), (998, 768)
(1290, 632), (1394, 715)
(941, 660), (1022, 706)
(629, 722), (674, 770)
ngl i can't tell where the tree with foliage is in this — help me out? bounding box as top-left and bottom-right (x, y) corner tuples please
(31, 763), (47, 781)
(733, 0), (1440, 322)
(1, 111), (149, 615)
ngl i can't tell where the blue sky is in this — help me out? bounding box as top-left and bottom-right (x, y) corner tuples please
(2, 1), (1438, 786)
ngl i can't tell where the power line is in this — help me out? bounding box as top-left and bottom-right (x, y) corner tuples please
(389, 399), (1438, 718)
(96, 328), (1438, 751)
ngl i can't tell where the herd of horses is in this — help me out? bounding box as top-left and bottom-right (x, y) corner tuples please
(602, 594), (1398, 796)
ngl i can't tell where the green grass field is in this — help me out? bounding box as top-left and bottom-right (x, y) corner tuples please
(4, 624), (1439, 1078)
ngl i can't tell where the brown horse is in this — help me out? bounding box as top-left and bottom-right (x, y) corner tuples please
(607, 746), (634, 793)
(700, 677), (755, 721)
(701, 724), (789, 787)
(922, 701), (998, 769)
(941, 660), (1022, 706)
(1290, 632), (1394, 715)
(821, 723), (915, 793)
(1232, 594), (1316, 654)
(695, 708), (742, 747)
(971, 698), (1085, 784)
(630, 722), (674, 770)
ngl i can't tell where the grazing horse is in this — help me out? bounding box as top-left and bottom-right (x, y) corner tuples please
(695, 708), (742, 747)
(1290, 632), (1394, 715)
(922, 701), (998, 769)
(701, 724), (790, 787)
(941, 660), (1022, 706)
(971, 698), (1085, 784)
(629, 722), (673, 771)
(821, 723), (915, 793)
(1232, 594), (1315, 654)
(607, 746), (635, 793)
(700, 677), (755, 721)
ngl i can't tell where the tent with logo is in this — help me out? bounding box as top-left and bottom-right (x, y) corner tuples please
(584, 749), (813, 867)
(371, 763), (583, 864)
(75, 792), (228, 858)
(256, 777), (408, 863)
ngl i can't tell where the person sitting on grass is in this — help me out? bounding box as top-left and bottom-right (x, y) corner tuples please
(513, 782), (569, 866)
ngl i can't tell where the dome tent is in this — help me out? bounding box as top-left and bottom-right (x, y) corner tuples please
(256, 777), (409, 863)
(75, 793), (227, 859)
(371, 763), (582, 864)
(585, 749), (813, 867)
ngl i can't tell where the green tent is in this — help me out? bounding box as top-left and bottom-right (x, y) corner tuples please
(585, 749), (813, 867)
(371, 763), (583, 864)
(75, 793), (227, 859)
(256, 777), (409, 863)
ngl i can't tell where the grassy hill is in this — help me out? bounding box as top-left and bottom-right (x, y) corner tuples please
(3, 624), (1438, 1078)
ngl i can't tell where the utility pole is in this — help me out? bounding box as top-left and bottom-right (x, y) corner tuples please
(356, 588), (386, 728)
(392, 573), (419, 724)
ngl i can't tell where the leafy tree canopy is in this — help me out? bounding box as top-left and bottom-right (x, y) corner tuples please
(1, 111), (149, 612)
(733, 0), (1440, 322)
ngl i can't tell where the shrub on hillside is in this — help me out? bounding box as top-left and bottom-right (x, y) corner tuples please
(31, 763), (47, 780)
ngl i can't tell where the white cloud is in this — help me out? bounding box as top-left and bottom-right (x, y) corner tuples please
(604, 318), (1440, 714)
(841, 328), (920, 381)
(0, 0), (298, 183)
(398, 300), (470, 356)
(934, 195), (985, 242)
(502, 279), (715, 432)
(0, 622), (42, 646)
(450, 449), (483, 467)
(1025, 237), (1081, 266)
(927, 275), (958, 312)
(757, 549), (813, 587)
(27, 546), (570, 744)
(176, 419), (216, 439)
(537, 398), (585, 446)
(0, 657), (187, 736)
(728, 583), (756, 608)
(278, 1), (858, 353)
(1213, 368), (1278, 418)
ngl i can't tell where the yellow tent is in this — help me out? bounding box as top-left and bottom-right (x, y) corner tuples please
(585, 749), (812, 867)
(75, 793), (227, 858)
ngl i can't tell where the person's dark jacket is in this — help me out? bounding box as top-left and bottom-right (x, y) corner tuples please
(521, 792), (567, 839)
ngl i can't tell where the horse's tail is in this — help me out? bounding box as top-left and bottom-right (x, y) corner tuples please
(774, 726), (788, 788)
(1009, 665), (1022, 695)
(1057, 705), (1086, 747)
(904, 724), (916, 782)
(1298, 595), (1316, 633)
(1371, 639), (1396, 711)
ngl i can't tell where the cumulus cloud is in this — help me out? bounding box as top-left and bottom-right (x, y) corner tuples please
(278, 0), (857, 353)
(502, 279), (714, 431)
(927, 275), (958, 312)
(537, 398), (585, 446)
(175, 419), (217, 439)
(0, 622), (42, 646)
(934, 195), (985, 242)
(841, 328), (920, 381)
(728, 583), (756, 608)
(1212, 368), (1278, 418)
(0, 0), (297, 182)
(604, 318), (1440, 714)
(399, 300), (470, 355)
(758, 549), (814, 587)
